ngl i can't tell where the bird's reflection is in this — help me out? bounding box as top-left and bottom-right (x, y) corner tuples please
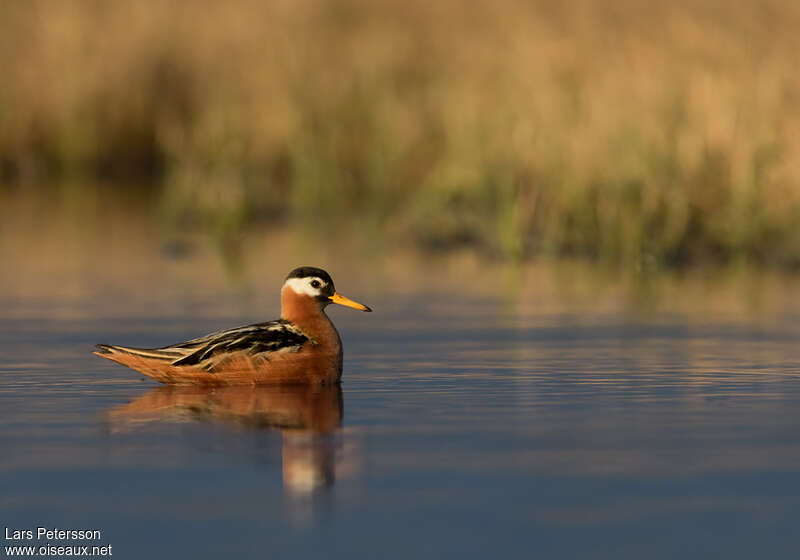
(104, 384), (354, 496)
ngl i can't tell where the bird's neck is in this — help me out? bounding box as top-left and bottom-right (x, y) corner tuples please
(280, 288), (339, 344)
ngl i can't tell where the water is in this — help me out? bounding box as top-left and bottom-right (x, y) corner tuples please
(3, 220), (800, 557)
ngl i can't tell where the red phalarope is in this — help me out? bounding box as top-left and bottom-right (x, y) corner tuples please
(94, 267), (371, 385)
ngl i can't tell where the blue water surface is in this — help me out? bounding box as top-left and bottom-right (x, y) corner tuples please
(2, 287), (800, 559)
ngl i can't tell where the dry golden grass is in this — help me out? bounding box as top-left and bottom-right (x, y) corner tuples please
(2, 0), (800, 266)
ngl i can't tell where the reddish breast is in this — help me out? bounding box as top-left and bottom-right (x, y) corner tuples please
(280, 286), (343, 378)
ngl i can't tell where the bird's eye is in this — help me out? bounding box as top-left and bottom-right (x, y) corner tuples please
(310, 279), (321, 289)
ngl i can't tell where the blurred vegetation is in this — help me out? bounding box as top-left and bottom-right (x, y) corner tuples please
(2, 0), (800, 268)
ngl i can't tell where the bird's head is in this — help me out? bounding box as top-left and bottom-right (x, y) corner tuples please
(282, 267), (372, 312)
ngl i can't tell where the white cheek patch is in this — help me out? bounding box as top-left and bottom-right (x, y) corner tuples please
(283, 277), (325, 297)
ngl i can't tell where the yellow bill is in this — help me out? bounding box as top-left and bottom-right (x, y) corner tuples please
(329, 292), (372, 312)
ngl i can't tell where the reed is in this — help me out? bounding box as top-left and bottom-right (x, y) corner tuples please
(2, 0), (800, 267)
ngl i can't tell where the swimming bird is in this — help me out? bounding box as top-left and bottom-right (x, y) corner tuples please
(94, 267), (371, 385)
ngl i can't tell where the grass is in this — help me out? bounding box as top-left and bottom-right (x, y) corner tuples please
(2, 0), (800, 267)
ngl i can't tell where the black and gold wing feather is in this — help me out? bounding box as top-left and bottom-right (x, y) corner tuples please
(168, 320), (310, 366)
(96, 320), (310, 372)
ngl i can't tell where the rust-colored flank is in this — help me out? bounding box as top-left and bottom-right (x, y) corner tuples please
(93, 267), (371, 385)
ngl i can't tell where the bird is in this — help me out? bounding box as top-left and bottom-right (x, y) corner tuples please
(93, 266), (371, 385)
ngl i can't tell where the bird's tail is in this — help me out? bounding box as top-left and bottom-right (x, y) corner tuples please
(93, 343), (191, 384)
(93, 344), (181, 361)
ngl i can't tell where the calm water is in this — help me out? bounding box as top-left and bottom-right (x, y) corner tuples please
(3, 255), (800, 558)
